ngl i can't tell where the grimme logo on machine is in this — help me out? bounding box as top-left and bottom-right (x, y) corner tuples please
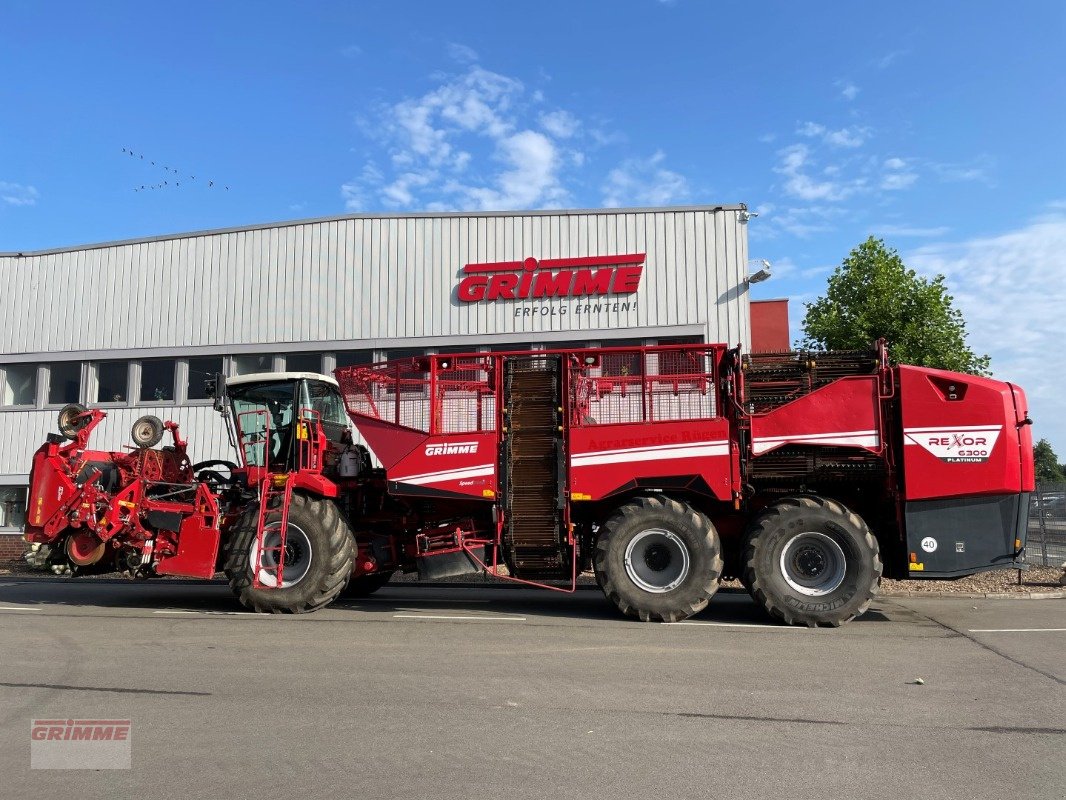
(457, 254), (645, 303)
(906, 426), (1002, 463)
(425, 441), (478, 456)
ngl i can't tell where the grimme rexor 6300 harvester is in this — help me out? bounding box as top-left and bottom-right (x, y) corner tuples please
(23, 342), (1035, 626)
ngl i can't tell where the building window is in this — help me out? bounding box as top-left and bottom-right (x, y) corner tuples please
(285, 352), (322, 374)
(140, 359), (176, 404)
(187, 356), (224, 401)
(2, 364), (37, 407)
(96, 361), (129, 403)
(543, 340), (590, 352)
(232, 354), (274, 376)
(656, 336), (705, 375)
(48, 362), (81, 405)
(335, 350), (374, 370)
(599, 338), (645, 378)
(0, 487), (27, 529)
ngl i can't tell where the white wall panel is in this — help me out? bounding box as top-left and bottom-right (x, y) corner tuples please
(0, 206), (750, 481)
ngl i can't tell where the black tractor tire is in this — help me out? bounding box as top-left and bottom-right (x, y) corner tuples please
(224, 493), (355, 614)
(742, 495), (881, 627)
(341, 571), (395, 598)
(594, 495), (723, 623)
(57, 403), (89, 439)
(131, 415), (165, 449)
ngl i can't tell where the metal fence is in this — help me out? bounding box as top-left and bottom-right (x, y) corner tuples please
(1025, 483), (1066, 567)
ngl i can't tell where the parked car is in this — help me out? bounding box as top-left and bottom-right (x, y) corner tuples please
(1030, 492), (1066, 520)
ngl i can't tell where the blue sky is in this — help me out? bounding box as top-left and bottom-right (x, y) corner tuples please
(2, 1), (1064, 453)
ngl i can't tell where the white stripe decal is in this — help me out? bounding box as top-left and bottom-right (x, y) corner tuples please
(576, 440), (725, 459)
(394, 464), (494, 485)
(904, 424), (1003, 434)
(754, 429), (878, 444)
(572, 442), (730, 468)
(751, 430), (880, 455)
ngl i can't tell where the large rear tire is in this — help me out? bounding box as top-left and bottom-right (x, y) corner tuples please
(224, 493), (355, 613)
(594, 495), (723, 623)
(743, 495), (881, 627)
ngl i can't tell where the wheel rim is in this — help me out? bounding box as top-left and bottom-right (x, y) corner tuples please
(624, 528), (691, 593)
(249, 522), (313, 588)
(132, 420), (156, 445)
(780, 532), (847, 596)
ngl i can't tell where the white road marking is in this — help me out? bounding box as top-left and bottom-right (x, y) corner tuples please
(153, 610), (253, 616)
(665, 621), (804, 630)
(0, 606), (42, 612)
(393, 613), (526, 621)
(366, 598), (492, 604)
(968, 628), (1066, 633)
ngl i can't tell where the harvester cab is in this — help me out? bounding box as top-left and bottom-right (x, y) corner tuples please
(219, 371), (361, 478)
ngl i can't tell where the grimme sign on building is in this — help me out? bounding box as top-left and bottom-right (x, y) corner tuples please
(457, 253), (645, 317)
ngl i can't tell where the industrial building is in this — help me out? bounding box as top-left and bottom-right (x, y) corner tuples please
(0, 204), (785, 555)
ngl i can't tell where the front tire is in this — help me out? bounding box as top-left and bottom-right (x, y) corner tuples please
(224, 493), (355, 613)
(743, 495), (881, 627)
(594, 495), (723, 623)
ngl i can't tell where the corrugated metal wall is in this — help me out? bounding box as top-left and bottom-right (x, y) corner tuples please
(0, 206), (749, 480)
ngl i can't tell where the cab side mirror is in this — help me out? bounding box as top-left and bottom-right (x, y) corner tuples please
(206, 373), (226, 412)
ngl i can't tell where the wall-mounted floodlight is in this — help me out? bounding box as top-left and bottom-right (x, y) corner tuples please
(747, 259), (772, 284)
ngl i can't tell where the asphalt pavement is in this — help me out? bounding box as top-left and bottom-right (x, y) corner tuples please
(1, 577), (1063, 800)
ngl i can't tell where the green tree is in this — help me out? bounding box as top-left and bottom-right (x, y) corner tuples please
(1033, 438), (1065, 483)
(801, 237), (990, 374)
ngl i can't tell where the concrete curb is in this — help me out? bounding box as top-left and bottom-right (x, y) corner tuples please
(881, 590), (1065, 600)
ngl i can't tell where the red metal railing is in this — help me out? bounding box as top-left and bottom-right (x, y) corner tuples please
(334, 345), (725, 435)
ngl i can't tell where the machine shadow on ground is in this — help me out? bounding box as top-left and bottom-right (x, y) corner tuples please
(0, 576), (892, 626)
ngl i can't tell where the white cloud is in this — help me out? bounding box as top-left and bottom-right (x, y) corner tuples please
(539, 110), (579, 139)
(880, 156), (918, 190)
(601, 151), (688, 207)
(345, 66), (589, 211)
(449, 130), (568, 209)
(0, 182), (39, 207)
(824, 127), (868, 148)
(341, 162), (385, 210)
(340, 44), (362, 58)
(870, 224), (951, 238)
(775, 144), (864, 202)
(908, 209), (1066, 453)
(930, 156), (994, 185)
(446, 42), (479, 64)
(875, 50), (908, 69)
(753, 204), (844, 239)
(344, 64), (692, 212)
(880, 172), (917, 190)
(837, 81), (860, 101)
(797, 122), (869, 149)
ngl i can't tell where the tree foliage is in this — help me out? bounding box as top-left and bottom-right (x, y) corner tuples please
(1033, 438), (1065, 483)
(801, 237), (990, 374)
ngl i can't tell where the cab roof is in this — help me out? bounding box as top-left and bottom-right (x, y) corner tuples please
(226, 372), (339, 388)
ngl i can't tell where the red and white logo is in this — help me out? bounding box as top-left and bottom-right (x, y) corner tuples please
(457, 254), (645, 303)
(904, 425), (1002, 463)
(31, 718), (132, 769)
(425, 441), (478, 456)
